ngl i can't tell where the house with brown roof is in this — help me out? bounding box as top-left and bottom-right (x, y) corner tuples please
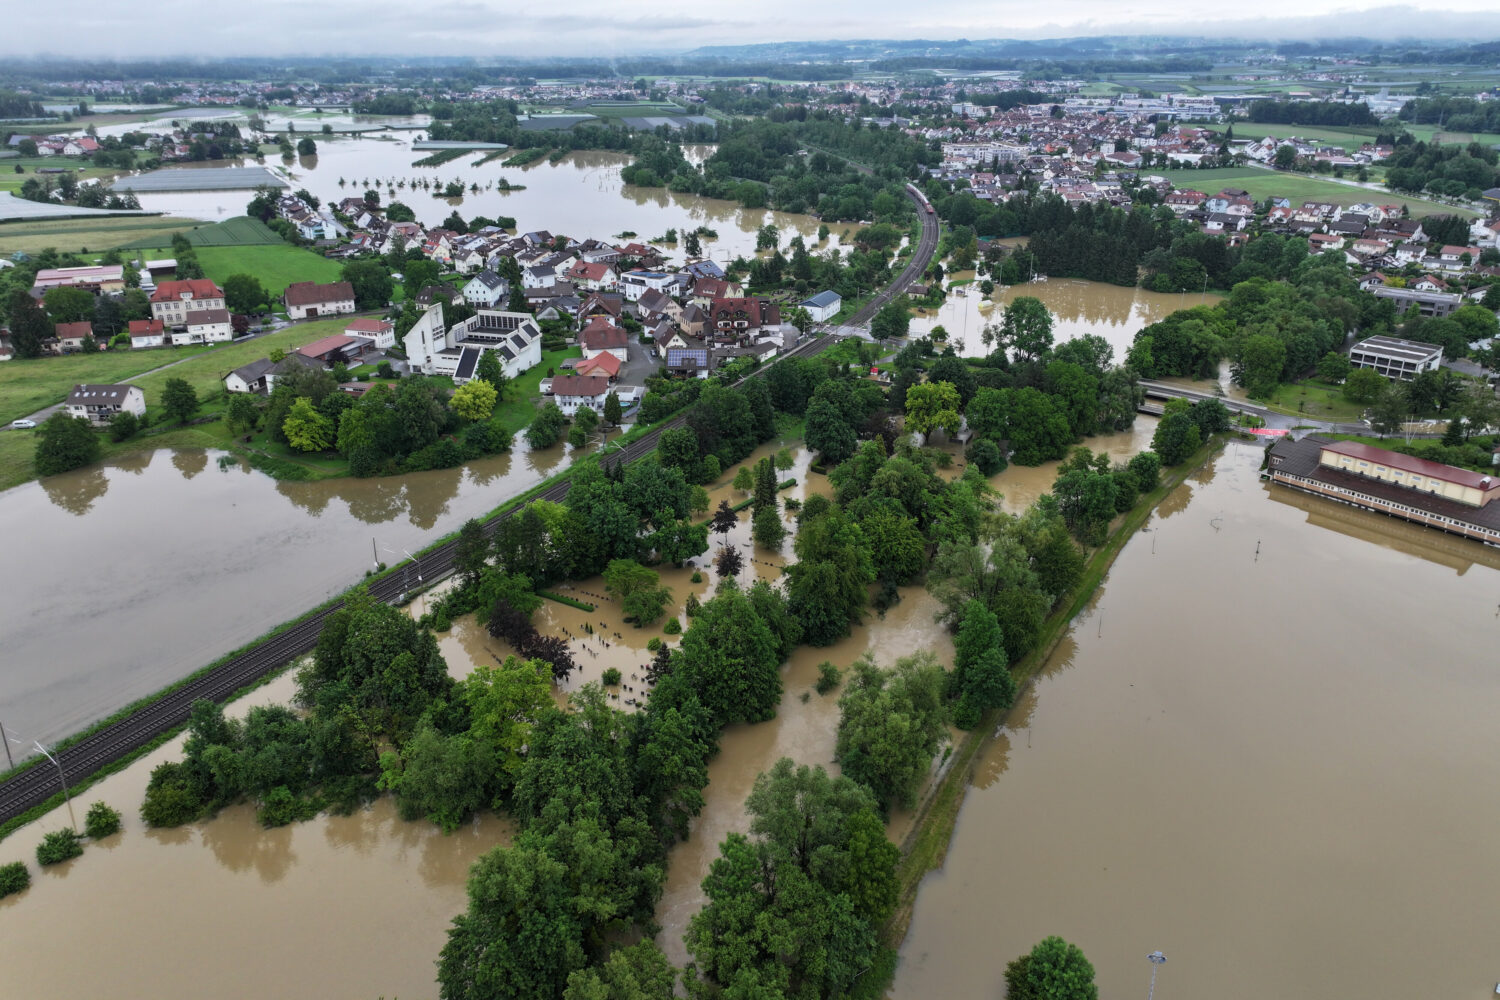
(708, 297), (780, 339)
(283, 281), (356, 320)
(55, 321), (94, 352)
(177, 308), (233, 345)
(580, 316), (629, 363)
(546, 374), (613, 415)
(298, 334), (368, 366)
(344, 317), (395, 350)
(150, 279), (225, 329)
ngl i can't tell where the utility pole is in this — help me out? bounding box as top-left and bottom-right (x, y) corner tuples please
(0, 720), (12, 770)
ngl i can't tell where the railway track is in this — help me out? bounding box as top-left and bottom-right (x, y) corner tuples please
(0, 333), (845, 827)
(0, 182), (939, 827)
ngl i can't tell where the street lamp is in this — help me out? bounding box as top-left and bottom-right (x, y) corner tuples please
(9, 736), (76, 832)
(1146, 951), (1167, 1000)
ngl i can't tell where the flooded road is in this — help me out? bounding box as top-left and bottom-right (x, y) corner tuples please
(892, 441), (1500, 1000)
(0, 440), (572, 748)
(129, 138), (853, 265)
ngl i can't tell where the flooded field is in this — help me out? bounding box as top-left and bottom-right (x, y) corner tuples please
(125, 136), (854, 264)
(911, 279), (1212, 359)
(0, 438), (575, 748)
(893, 441), (1500, 1000)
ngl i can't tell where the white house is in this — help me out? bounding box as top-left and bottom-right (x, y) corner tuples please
(128, 319), (165, 349)
(463, 270), (511, 308)
(798, 290), (842, 323)
(66, 383), (145, 425)
(619, 270), (676, 302)
(174, 309), (233, 345)
(344, 317), (396, 350)
(565, 260), (619, 292)
(548, 374), (613, 415)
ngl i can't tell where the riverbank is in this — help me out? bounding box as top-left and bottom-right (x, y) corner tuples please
(879, 433), (1228, 960)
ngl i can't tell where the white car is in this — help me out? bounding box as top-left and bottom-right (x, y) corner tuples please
(11, 419), (37, 429)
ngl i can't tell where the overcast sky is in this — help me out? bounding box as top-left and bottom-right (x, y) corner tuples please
(7, 1), (1500, 59)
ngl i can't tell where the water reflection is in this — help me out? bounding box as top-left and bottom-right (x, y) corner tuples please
(39, 465), (109, 515)
(113, 450), (154, 475)
(172, 449), (209, 479)
(201, 804), (297, 883)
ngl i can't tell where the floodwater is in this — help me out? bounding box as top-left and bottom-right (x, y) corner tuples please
(125, 135), (854, 265)
(0, 436), (581, 748)
(910, 279), (1214, 360)
(892, 440), (1500, 1000)
(0, 665), (512, 1000)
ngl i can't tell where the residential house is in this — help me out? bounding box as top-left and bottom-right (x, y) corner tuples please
(66, 383), (145, 424)
(344, 317), (395, 350)
(547, 374), (612, 415)
(1412, 275), (1450, 293)
(177, 309), (233, 345)
(150, 279), (225, 329)
(53, 321), (94, 352)
(799, 290), (842, 323)
(708, 297), (780, 339)
(619, 270), (676, 302)
(580, 316), (629, 363)
(565, 260), (619, 292)
(574, 352), (622, 380)
(634, 288), (682, 325)
(416, 284), (464, 309)
(283, 281), (356, 320)
(128, 318), (165, 349)
(462, 269), (511, 308)
(662, 338), (713, 378)
(223, 353), (321, 395)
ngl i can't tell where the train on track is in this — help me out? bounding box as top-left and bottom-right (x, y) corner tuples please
(905, 182), (935, 214)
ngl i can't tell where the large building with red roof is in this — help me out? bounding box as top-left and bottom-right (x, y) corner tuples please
(283, 281), (355, 320)
(150, 279), (224, 328)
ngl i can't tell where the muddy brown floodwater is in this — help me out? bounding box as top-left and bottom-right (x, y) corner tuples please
(0, 664), (513, 1000)
(893, 441), (1500, 1000)
(909, 279), (1216, 361)
(127, 138), (854, 267)
(0, 437), (576, 749)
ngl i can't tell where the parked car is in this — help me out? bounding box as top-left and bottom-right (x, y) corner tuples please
(11, 419), (37, 429)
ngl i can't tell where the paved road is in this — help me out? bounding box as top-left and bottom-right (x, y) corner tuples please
(1139, 379), (1444, 438)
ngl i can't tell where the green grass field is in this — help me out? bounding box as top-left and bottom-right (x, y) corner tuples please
(1145, 166), (1474, 217)
(114, 215), (283, 249)
(1262, 379), (1367, 423)
(130, 316), (366, 409)
(495, 347), (582, 432)
(0, 158), (123, 195)
(0, 345), (216, 425)
(1402, 124), (1500, 148)
(1223, 122), (1383, 147)
(121, 242), (345, 297)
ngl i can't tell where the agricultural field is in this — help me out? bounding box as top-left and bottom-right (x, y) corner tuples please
(114, 215), (283, 249)
(1144, 166), (1476, 217)
(0, 215), (188, 255)
(1402, 123), (1500, 148)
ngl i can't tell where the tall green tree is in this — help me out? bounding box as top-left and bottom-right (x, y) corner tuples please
(33, 413), (101, 476)
(835, 652), (949, 812)
(1004, 936), (1099, 1000)
(949, 599), (1016, 729)
(161, 377), (199, 424)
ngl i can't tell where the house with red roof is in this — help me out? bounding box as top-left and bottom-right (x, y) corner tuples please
(55, 321), (94, 352)
(574, 352), (621, 380)
(150, 279), (224, 329)
(298, 334), (369, 366)
(565, 260), (619, 292)
(708, 297), (781, 340)
(128, 319), (165, 349)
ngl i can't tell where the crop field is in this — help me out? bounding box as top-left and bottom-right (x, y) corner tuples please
(114, 215), (282, 249)
(0, 215), (187, 255)
(1224, 122), (1383, 147)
